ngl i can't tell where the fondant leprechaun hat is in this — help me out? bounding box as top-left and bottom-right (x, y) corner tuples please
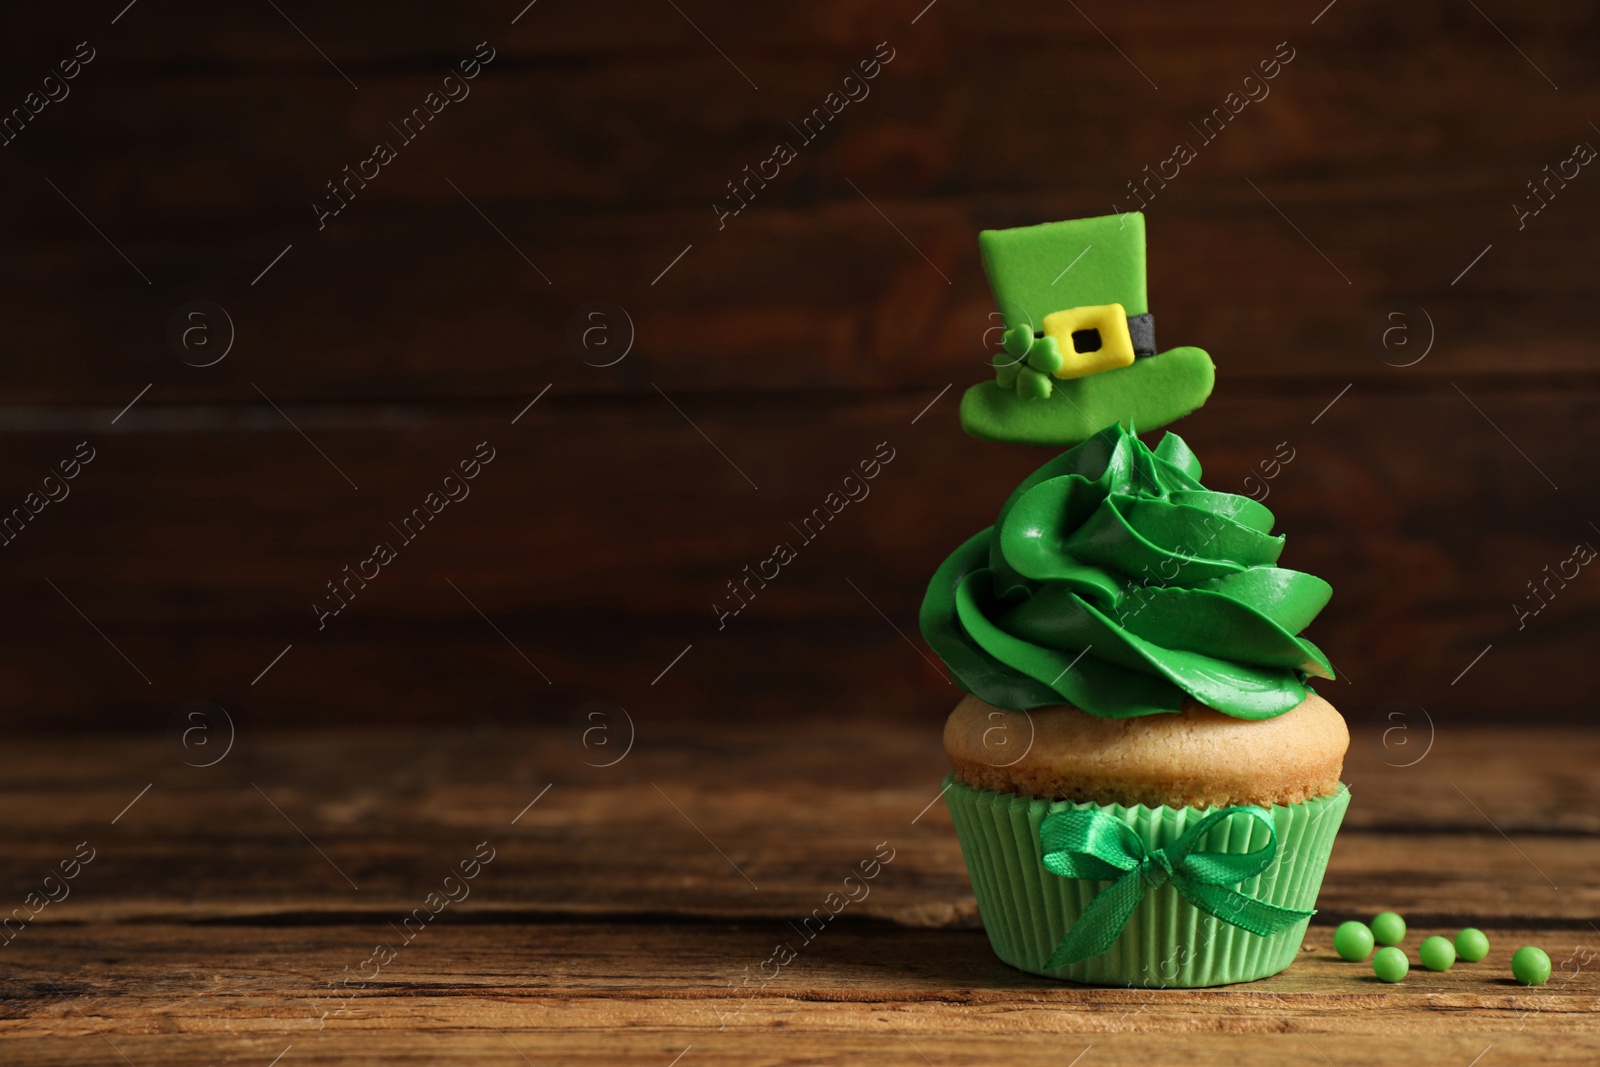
(961, 212), (1215, 446)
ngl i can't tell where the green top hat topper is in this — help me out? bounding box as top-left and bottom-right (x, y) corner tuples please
(960, 212), (1215, 446)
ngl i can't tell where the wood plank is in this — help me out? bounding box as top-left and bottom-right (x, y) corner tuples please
(1, 922), (1598, 1067)
(2, 1034), (1592, 1067)
(2, 725), (1596, 926)
(4, 722), (1596, 1063)
(4, 0), (1590, 69)
(4, 0), (1600, 402)
(0, 385), (1594, 724)
(3, 189), (1598, 405)
(10, 33), (1594, 220)
(7, 921), (1600, 1021)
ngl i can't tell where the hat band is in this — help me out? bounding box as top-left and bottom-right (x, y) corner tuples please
(1127, 313), (1155, 358)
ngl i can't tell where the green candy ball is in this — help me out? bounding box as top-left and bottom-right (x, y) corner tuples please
(1015, 366), (1052, 400)
(1455, 928), (1490, 962)
(1371, 911), (1407, 946)
(1373, 946), (1409, 983)
(1333, 921), (1375, 962)
(1419, 936), (1456, 972)
(1512, 946), (1552, 986)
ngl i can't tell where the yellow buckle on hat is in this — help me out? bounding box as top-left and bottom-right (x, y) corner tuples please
(1041, 302), (1137, 380)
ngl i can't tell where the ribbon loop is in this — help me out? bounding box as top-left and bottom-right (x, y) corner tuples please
(1039, 805), (1314, 969)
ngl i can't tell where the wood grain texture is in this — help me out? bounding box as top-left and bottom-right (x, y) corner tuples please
(1, 3), (1599, 405)
(2, 722), (1596, 925)
(2, 724), (1598, 1065)
(0, 387), (1593, 727)
(4, 164), (1600, 402)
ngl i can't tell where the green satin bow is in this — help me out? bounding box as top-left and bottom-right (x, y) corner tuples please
(1039, 805), (1313, 968)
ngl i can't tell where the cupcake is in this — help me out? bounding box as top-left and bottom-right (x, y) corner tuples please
(922, 214), (1349, 988)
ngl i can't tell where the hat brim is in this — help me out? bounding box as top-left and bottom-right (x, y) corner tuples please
(959, 346), (1215, 446)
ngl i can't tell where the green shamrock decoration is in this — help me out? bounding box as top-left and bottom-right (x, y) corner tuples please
(992, 325), (1065, 399)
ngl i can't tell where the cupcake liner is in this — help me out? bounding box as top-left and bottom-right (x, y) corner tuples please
(944, 774), (1349, 987)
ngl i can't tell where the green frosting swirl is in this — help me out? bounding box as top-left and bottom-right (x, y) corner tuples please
(919, 424), (1333, 720)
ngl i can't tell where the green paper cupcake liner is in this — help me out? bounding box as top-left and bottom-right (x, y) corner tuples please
(944, 775), (1350, 987)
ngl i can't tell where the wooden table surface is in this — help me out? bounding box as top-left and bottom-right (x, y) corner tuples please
(3, 716), (1598, 1065)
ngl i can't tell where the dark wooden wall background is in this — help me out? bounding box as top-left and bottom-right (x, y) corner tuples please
(0, 0), (1596, 735)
